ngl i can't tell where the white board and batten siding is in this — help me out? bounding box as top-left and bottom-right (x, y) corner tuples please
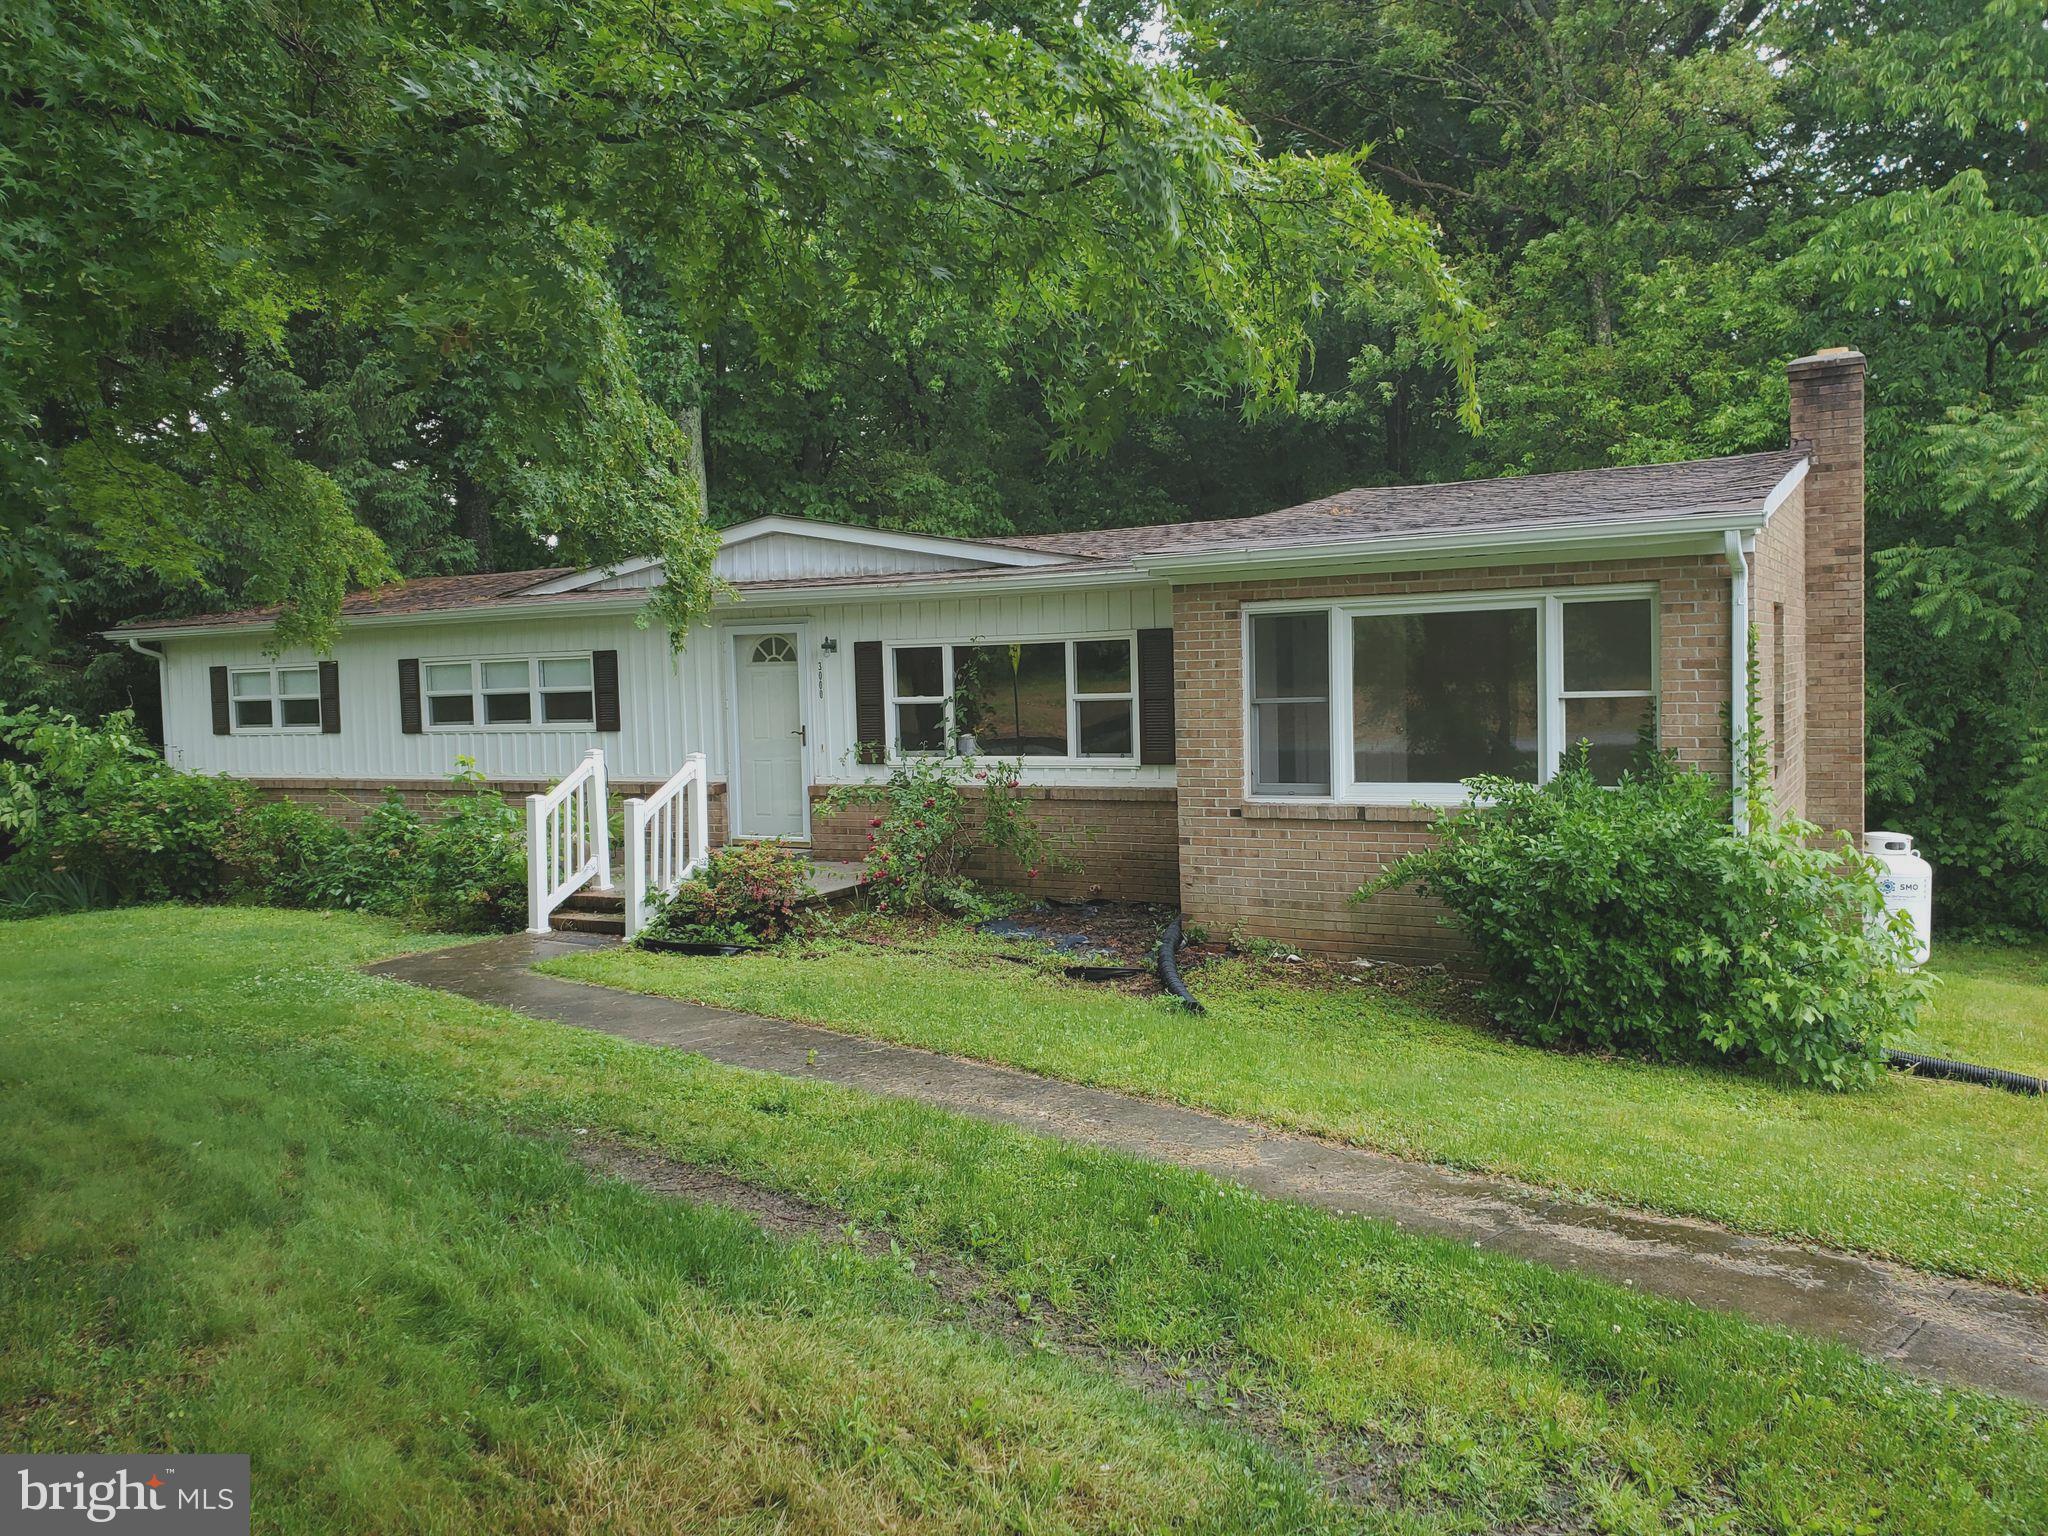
(159, 611), (702, 785)
(733, 581), (1178, 791)
(156, 580), (1178, 793)
(711, 532), (995, 583)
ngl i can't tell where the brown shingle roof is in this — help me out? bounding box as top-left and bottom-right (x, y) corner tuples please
(111, 567), (578, 633)
(998, 449), (1808, 562)
(110, 448), (1804, 632)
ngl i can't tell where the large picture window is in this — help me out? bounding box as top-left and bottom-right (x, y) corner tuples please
(885, 637), (1138, 762)
(1247, 591), (1657, 800)
(1351, 608), (1539, 785)
(423, 654), (596, 729)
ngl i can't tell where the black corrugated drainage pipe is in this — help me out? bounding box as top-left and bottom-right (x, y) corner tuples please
(1884, 1049), (2048, 1096)
(1157, 914), (1203, 1013)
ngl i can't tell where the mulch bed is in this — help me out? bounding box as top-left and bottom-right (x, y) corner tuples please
(976, 899), (1176, 967)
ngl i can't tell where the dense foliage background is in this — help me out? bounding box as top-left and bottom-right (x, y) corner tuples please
(5, 1), (2043, 929)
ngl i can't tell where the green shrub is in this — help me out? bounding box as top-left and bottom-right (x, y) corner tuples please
(0, 708), (525, 931)
(1358, 753), (1928, 1088)
(0, 706), (245, 903)
(640, 840), (813, 947)
(218, 798), (357, 908)
(332, 793), (431, 915)
(0, 863), (115, 919)
(410, 761), (526, 931)
(823, 755), (1061, 913)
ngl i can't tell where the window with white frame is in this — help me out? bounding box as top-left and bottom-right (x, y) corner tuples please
(885, 637), (1138, 761)
(422, 654), (596, 728)
(1557, 597), (1656, 782)
(230, 665), (322, 730)
(1249, 612), (1332, 794)
(1248, 591), (1657, 799)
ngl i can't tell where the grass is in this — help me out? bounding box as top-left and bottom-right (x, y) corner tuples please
(546, 926), (2048, 1290)
(1900, 941), (2048, 1078)
(0, 911), (1327, 1534)
(3, 907), (2046, 1534)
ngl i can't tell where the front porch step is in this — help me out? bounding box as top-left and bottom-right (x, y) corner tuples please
(546, 861), (870, 939)
(800, 859), (868, 906)
(550, 909), (626, 937)
(550, 886), (625, 937)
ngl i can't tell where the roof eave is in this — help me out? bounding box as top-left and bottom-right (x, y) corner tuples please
(1130, 503), (1793, 583)
(102, 590), (654, 642)
(105, 462), (1811, 637)
(713, 564), (1158, 605)
(522, 516), (1074, 595)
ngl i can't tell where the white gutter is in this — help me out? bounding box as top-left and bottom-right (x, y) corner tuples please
(1132, 505), (1790, 581)
(1725, 529), (1753, 834)
(103, 591), (655, 642)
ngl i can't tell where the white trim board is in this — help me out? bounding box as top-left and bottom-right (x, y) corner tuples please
(522, 516), (1070, 596)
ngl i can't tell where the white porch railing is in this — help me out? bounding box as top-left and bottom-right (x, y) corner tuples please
(622, 752), (710, 939)
(526, 747), (612, 935)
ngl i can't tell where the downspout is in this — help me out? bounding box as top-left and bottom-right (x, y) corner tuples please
(1724, 530), (1752, 834)
(124, 636), (171, 763)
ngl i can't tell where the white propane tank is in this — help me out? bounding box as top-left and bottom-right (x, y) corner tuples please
(1863, 830), (1933, 968)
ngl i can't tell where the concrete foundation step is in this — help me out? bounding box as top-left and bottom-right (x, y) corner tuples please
(551, 910), (625, 937)
(551, 886), (625, 937)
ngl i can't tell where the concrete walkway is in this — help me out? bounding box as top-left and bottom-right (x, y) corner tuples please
(368, 933), (2048, 1404)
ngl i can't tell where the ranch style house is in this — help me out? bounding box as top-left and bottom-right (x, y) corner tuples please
(108, 349), (1868, 957)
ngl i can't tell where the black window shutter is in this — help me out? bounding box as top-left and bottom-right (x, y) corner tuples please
(853, 641), (886, 764)
(1137, 627), (1176, 766)
(318, 660), (341, 734)
(398, 658), (422, 734)
(209, 666), (231, 735)
(593, 649), (621, 732)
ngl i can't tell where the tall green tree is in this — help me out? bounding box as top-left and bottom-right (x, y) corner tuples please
(2, 0), (1470, 655)
(1784, 0), (2048, 927)
(1170, 0), (2048, 929)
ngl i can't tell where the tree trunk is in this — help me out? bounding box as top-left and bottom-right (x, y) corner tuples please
(681, 401), (709, 519)
(454, 466), (492, 569)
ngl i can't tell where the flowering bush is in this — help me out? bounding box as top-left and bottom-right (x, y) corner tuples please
(640, 839), (813, 946)
(824, 754), (1061, 913)
(1358, 750), (1928, 1088)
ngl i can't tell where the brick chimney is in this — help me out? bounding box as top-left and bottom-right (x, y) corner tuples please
(1786, 347), (1866, 837)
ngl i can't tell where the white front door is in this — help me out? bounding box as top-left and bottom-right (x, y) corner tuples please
(733, 631), (807, 839)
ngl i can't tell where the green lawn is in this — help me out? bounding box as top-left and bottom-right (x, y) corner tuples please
(0, 912), (1325, 1534)
(548, 928), (2048, 1290)
(6, 908), (2046, 1535)
(1901, 941), (2048, 1078)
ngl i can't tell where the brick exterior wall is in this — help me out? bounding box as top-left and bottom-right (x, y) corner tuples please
(1749, 481), (1809, 820)
(247, 772), (1176, 902)
(247, 777), (732, 847)
(807, 784), (1181, 904)
(1787, 348), (1866, 837)
(1171, 555), (1735, 960)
